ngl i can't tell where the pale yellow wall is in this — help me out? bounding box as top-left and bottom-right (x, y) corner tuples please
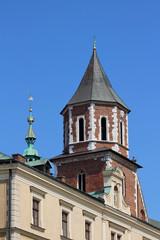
(20, 235), (34, 240)
(6, 168), (160, 240)
(0, 181), (7, 228)
(19, 181), (31, 231)
(71, 207), (84, 239)
(131, 231), (144, 240)
(17, 177), (104, 240)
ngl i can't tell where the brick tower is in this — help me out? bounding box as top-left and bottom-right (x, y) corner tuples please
(61, 47), (130, 158)
(51, 43), (148, 221)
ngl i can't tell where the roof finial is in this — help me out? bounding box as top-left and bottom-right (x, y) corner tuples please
(93, 36), (96, 50)
(29, 92), (33, 112)
(27, 92), (34, 123)
(23, 92), (39, 161)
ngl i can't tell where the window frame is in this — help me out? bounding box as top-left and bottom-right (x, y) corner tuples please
(30, 186), (46, 230)
(99, 116), (109, 141)
(109, 222), (125, 240)
(62, 211), (68, 238)
(83, 210), (96, 240)
(119, 120), (124, 145)
(77, 170), (85, 192)
(59, 199), (74, 239)
(64, 122), (69, 147)
(77, 115), (86, 142)
(33, 198), (39, 226)
(85, 221), (91, 240)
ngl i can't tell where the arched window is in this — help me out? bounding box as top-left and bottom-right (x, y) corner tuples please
(64, 122), (68, 147)
(114, 186), (118, 207)
(101, 117), (107, 140)
(141, 209), (145, 221)
(77, 170), (85, 191)
(79, 118), (84, 141)
(120, 121), (123, 145)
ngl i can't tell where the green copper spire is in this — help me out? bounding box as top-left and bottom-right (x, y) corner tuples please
(23, 93), (39, 162)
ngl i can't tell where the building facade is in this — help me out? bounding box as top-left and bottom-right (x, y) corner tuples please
(0, 44), (160, 240)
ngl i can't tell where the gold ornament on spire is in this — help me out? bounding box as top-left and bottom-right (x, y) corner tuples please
(29, 92), (33, 112)
(93, 36), (96, 50)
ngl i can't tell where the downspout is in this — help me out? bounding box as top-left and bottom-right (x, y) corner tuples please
(8, 169), (12, 240)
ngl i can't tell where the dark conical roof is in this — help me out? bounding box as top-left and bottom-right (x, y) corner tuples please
(67, 50), (130, 112)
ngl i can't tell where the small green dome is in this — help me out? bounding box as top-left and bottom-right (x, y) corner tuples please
(23, 147), (39, 157)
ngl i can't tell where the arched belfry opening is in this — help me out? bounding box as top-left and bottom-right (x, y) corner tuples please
(101, 117), (107, 140)
(79, 118), (84, 142)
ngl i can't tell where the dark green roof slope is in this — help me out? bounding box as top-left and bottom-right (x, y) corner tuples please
(149, 218), (160, 230)
(26, 159), (52, 168)
(67, 50), (130, 112)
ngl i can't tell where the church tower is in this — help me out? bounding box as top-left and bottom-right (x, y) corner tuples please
(51, 42), (148, 222)
(62, 41), (130, 158)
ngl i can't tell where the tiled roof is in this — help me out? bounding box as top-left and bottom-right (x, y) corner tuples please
(67, 50), (130, 112)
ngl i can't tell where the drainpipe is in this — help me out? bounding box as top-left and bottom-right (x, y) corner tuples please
(8, 169), (12, 240)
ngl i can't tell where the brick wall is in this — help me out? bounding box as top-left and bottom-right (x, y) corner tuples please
(57, 156), (138, 217)
(137, 181), (147, 221)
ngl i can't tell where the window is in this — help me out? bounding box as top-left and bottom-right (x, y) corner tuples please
(83, 210), (96, 240)
(117, 235), (122, 240)
(64, 122), (69, 147)
(110, 222), (125, 240)
(79, 118), (84, 141)
(62, 212), (68, 237)
(111, 232), (122, 240)
(33, 199), (39, 226)
(111, 232), (115, 240)
(114, 186), (118, 207)
(59, 199), (74, 239)
(101, 117), (107, 140)
(30, 186), (46, 230)
(120, 121), (124, 145)
(77, 170), (85, 191)
(85, 222), (90, 240)
(141, 209), (145, 221)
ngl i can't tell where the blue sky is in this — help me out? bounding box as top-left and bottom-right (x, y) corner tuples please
(0, 1), (160, 221)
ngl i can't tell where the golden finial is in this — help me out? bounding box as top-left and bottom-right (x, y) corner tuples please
(93, 36), (96, 50)
(29, 92), (33, 112)
(29, 92), (33, 101)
